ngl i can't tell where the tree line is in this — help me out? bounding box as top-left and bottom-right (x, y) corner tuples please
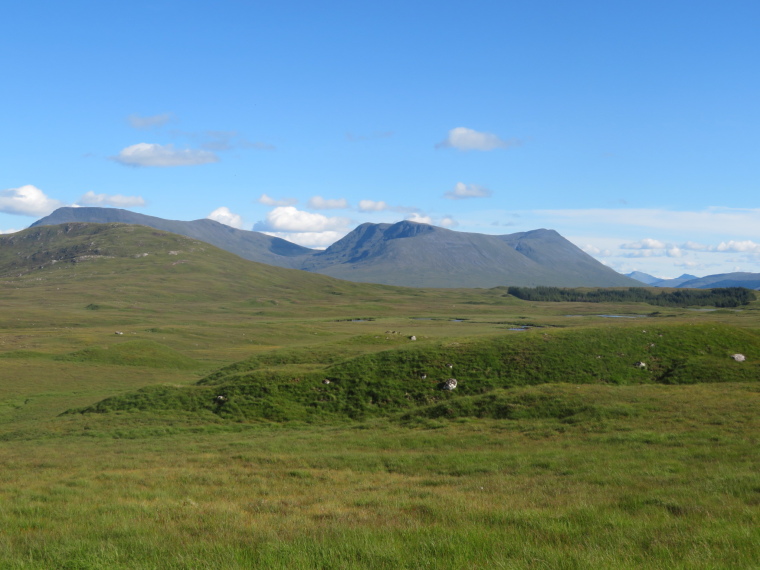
(506, 286), (756, 307)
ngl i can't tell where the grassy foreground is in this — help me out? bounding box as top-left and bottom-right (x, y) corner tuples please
(1, 384), (759, 569)
(0, 224), (759, 568)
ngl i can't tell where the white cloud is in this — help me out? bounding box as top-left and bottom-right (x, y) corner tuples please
(254, 206), (350, 233)
(666, 246), (684, 258)
(128, 113), (173, 129)
(0, 228), (21, 234)
(435, 127), (519, 151)
(439, 216), (458, 228)
(406, 213), (432, 224)
(262, 231), (343, 249)
(715, 240), (760, 253)
(77, 191), (145, 208)
(444, 182), (492, 200)
(308, 196), (349, 210)
(358, 199), (388, 212)
(0, 185), (64, 216)
(258, 194), (297, 207)
(112, 143), (219, 167)
(582, 244), (612, 257)
(207, 207), (244, 229)
(681, 241), (709, 251)
(621, 250), (656, 258)
(620, 238), (667, 250)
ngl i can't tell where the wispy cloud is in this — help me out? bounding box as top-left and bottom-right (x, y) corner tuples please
(620, 238), (667, 250)
(357, 199), (419, 214)
(258, 194), (297, 207)
(537, 207), (760, 237)
(0, 185), (64, 216)
(444, 182), (492, 200)
(308, 196), (349, 210)
(435, 127), (520, 151)
(112, 143), (219, 167)
(358, 199), (388, 212)
(127, 113), (174, 129)
(194, 131), (275, 151)
(77, 191), (145, 208)
(207, 206), (244, 229)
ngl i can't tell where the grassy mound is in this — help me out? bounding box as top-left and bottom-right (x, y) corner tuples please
(71, 323), (760, 421)
(56, 339), (200, 369)
(399, 384), (640, 422)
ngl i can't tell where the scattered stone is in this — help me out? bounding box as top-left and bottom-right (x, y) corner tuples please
(420, 373), (427, 380)
(446, 363), (454, 369)
(731, 353), (746, 362)
(322, 379), (331, 384)
(114, 331), (123, 335)
(440, 378), (458, 391)
(634, 361), (647, 369)
(214, 395), (228, 404)
(410, 335), (417, 341)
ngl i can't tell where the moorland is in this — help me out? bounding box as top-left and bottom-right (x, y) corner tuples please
(0, 223), (758, 568)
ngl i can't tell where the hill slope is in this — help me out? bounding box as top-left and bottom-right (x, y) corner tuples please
(0, 222), (377, 303)
(30, 207), (314, 269)
(31, 208), (639, 288)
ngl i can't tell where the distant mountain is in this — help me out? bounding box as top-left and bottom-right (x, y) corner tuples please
(626, 270), (760, 290)
(30, 207), (314, 269)
(626, 271), (662, 285)
(677, 272), (760, 290)
(31, 207), (641, 288)
(653, 274), (700, 288)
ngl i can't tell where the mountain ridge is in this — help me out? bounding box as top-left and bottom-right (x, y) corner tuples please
(31, 207), (641, 288)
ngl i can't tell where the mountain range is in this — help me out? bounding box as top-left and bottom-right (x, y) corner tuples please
(31, 207), (641, 288)
(627, 271), (760, 290)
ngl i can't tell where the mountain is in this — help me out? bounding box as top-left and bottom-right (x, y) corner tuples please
(302, 222), (639, 287)
(652, 274), (700, 288)
(626, 271), (662, 285)
(31, 207), (641, 288)
(677, 272), (760, 290)
(30, 207), (314, 269)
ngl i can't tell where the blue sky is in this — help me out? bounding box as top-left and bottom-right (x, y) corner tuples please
(2, 0), (759, 278)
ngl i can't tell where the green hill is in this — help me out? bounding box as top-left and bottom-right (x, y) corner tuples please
(71, 323), (760, 422)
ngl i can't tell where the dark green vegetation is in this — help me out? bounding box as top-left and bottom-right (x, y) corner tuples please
(33, 207), (641, 288)
(508, 285), (757, 307)
(1, 223), (759, 568)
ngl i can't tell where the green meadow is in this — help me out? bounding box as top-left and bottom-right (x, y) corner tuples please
(0, 224), (759, 568)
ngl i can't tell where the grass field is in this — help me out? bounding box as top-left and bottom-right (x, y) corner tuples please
(1, 224), (759, 568)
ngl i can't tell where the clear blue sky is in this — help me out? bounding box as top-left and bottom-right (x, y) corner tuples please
(3, 0), (759, 278)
